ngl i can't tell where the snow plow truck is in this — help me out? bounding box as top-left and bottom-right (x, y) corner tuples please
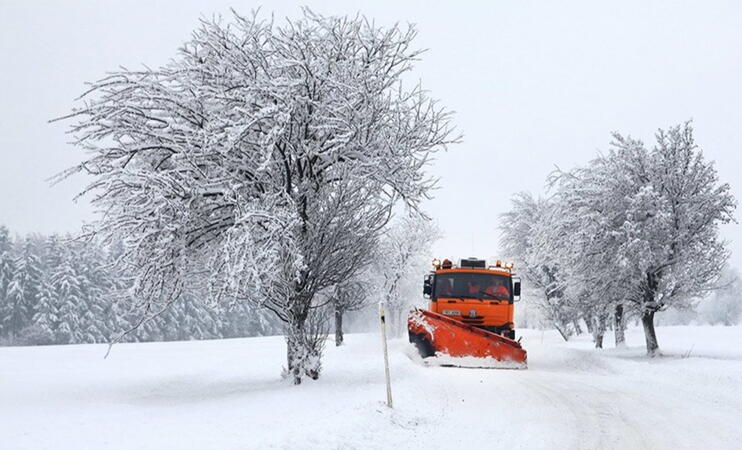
(407, 257), (527, 368)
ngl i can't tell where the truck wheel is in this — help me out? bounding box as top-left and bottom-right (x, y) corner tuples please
(409, 332), (436, 358)
(507, 330), (516, 340)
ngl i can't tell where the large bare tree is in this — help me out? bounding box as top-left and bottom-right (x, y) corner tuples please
(56, 9), (457, 383)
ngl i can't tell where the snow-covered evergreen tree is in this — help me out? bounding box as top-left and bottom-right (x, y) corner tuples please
(53, 243), (85, 344)
(3, 236), (43, 339)
(75, 241), (111, 342)
(0, 226), (15, 337)
(28, 235), (64, 344)
(33, 278), (59, 344)
(177, 294), (219, 341)
(102, 240), (136, 342)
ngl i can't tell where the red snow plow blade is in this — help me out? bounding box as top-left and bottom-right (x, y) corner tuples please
(407, 308), (527, 369)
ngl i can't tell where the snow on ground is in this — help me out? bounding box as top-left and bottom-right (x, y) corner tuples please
(2, 325), (741, 449)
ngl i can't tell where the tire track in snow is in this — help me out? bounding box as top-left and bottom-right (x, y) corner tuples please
(514, 347), (742, 450)
(397, 338), (742, 449)
(523, 377), (650, 449)
(511, 345), (655, 449)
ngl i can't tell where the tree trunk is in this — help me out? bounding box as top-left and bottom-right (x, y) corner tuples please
(284, 310), (322, 385)
(585, 315), (595, 335)
(334, 307), (344, 347)
(594, 332), (604, 349)
(614, 304), (626, 347)
(285, 321), (302, 385)
(572, 320), (582, 335)
(641, 310), (659, 356)
(588, 315), (605, 349)
(554, 323), (570, 342)
(585, 313), (608, 348)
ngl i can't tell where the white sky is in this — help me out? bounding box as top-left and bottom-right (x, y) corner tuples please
(1, 1), (741, 267)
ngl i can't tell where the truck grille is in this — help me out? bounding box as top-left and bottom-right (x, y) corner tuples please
(461, 316), (485, 325)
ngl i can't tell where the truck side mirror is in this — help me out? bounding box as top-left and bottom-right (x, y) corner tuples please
(513, 278), (521, 301)
(423, 275), (433, 298)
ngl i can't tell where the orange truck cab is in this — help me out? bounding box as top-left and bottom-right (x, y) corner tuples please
(423, 257), (521, 340)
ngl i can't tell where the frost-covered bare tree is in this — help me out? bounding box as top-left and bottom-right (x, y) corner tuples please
(500, 193), (578, 341)
(373, 214), (439, 336)
(628, 124), (735, 354)
(56, 10), (457, 383)
(552, 122), (736, 354)
(504, 123), (734, 353)
(329, 279), (368, 346)
(547, 167), (636, 348)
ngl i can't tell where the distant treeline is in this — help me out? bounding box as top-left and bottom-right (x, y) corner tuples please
(0, 226), (282, 346)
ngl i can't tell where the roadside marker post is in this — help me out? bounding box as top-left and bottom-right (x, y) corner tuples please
(379, 302), (393, 408)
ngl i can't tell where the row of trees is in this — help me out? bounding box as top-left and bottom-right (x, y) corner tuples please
(513, 265), (742, 330)
(501, 122), (736, 354)
(56, 10), (454, 383)
(0, 226), (283, 345)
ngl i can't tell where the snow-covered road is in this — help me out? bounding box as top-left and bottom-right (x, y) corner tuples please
(1, 326), (741, 449)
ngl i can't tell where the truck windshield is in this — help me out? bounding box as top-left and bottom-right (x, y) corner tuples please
(434, 273), (511, 301)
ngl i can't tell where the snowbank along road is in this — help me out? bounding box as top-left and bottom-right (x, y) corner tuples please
(1, 325), (741, 449)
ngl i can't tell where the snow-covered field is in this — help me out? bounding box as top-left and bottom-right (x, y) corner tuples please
(2, 325), (741, 450)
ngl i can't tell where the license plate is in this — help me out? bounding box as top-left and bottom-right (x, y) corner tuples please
(442, 310), (461, 316)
